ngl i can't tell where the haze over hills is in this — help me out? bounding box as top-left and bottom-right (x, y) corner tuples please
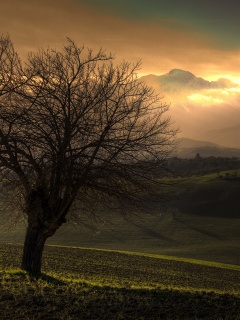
(140, 69), (240, 149)
(176, 137), (240, 158)
(202, 124), (240, 149)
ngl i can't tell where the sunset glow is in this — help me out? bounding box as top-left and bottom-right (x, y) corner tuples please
(1, 0), (240, 145)
(187, 93), (224, 105)
(1, 0), (240, 78)
(1, 3), (240, 316)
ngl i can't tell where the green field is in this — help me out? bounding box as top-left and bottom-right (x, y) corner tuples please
(1, 243), (240, 319)
(0, 172), (240, 319)
(1, 209), (239, 265)
(1, 171), (240, 265)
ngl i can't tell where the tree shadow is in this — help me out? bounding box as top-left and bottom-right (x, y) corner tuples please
(31, 273), (66, 285)
(175, 218), (224, 240)
(128, 220), (177, 243)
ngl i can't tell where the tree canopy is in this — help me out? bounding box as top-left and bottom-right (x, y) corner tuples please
(0, 36), (177, 274)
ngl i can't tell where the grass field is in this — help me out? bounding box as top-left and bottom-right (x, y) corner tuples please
(1, 243), (240, 319)
(0, 171), (240, 318)
(1, 210), (239, 265)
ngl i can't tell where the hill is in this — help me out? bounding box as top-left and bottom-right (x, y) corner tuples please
(1, 172), (240, 318)
(1, 171), (240, 266)
(0, 243), (240, 319)
(176, 137), (240, 158)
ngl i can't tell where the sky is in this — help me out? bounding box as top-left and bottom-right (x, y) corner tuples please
(1, 0), (240, 80)
(2, 0), (240, 143)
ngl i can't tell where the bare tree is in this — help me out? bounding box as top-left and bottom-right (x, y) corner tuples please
(0, 36), (177, 275)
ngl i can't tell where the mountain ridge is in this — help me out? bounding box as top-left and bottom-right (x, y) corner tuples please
(176, 137), (240, 158)
(140, 69), (238, 93)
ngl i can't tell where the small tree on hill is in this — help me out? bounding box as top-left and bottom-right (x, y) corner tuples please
(0, 35), (177, 275)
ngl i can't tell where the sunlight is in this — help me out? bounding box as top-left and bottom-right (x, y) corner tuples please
(221, 75), (240, 85)
(186, 85), (240, 106)
(187, 93), (224, 105)
(228, 87), (240, 93)
(205, 74), (240, 85)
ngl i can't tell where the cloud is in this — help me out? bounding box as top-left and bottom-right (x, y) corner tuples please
(187, 87), (240, 107)
(139, 71), (240, 139)
(2, 0), (240, 142)
(187, 93), (224, 105)
(166, 84), (240, 140)
(1, 0), (240, 79)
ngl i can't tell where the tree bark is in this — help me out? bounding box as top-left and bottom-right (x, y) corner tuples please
(21, 224), (49, 275)
(21, 190), (67, 275)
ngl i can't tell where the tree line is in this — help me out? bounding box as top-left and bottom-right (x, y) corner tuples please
(168, 155), (240, 176)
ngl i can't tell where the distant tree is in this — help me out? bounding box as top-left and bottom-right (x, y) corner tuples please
(0, 36), (177, 275)
(195, 153), (202, 160)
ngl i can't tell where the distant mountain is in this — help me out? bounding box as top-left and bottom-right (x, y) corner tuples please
(140, 69), (238, 93)
(178, 137), (220, 149)
(140, 69), (240, 149)
(202, 124), (240, 149)
(175, 137), (240, 158)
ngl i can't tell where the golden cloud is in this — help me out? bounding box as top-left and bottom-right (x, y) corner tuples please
(1, 0), (240, 79)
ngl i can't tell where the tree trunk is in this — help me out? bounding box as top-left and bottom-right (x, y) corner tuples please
(21, 224), (49, 275)
(21, 189), (67, 275)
